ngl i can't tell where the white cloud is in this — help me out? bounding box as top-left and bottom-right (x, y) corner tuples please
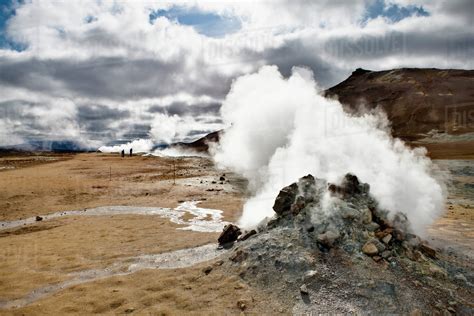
(0, 0), (472, 148)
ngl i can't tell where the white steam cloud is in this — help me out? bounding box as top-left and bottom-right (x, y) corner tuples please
(98, 139), (154, 153)
(213, 66), (445, 235)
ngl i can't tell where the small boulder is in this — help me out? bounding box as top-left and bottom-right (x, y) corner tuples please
(218, 224), (242, 245)
(382, 234), (392, 244)
(35, 216), (43, 222)
(361, 207), (372, 224)
(362, 242), (379, 256)
(219, 176), (226, 181)
(273, 183), (298, 216)
(317, 230), (340, 248)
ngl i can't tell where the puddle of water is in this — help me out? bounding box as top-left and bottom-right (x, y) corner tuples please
(0, 201), (229, 233)
(0, 244), (227, 309)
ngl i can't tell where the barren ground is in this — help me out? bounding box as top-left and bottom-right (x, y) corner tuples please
(0, 151), (472, 314)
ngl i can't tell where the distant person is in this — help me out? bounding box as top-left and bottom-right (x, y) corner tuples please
(121, 149), (125, 158)
(129, 148), (133, 157)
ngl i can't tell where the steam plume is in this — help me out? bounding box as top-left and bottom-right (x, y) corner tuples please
(213, 66), (445, 234)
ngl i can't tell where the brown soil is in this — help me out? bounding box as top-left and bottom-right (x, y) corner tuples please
(0, 152), (471, 314)
(420, 140), (474, 160)
(3, 264), (286, 315)
(0, 153), (245, 222)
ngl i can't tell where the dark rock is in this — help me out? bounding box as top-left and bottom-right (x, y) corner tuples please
(237, 300), (246, 311)
(35, 216), (43, 222)
(328, 173), (367, 198)
(300, 284), (309, 295)
(219, 176), (225, 181)
(273, 183), (298, 216)
(218, 224), (242, 245)
(392, 229), (405, 241)
(290, 195), (306, 215)
(203, 266), (213, 275)
(239, 229), (257, 241)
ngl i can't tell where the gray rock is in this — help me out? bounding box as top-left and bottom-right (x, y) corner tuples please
(382, 234), (392, 244)
(454, 273), (467, 283)
(317, 230), (340, 248)
(361, 207), (372, 224)
(366, 222), (380, 232)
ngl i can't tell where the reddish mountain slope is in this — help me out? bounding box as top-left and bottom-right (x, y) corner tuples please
(325, 68), (474, 140)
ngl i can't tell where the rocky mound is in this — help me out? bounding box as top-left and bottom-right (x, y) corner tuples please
(218, 174), (474, 314)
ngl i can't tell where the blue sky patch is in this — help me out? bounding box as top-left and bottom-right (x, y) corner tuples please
(149, 7), (241, 38)
(0, 0), (26, 51)
(363, 0), (429, 24)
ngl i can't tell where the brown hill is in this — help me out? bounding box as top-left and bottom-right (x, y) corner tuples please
(325, 68), (474, 140)
(172, 130), (221, 152)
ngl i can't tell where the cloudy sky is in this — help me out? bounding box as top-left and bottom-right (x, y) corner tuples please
(0, 0), (472, 149)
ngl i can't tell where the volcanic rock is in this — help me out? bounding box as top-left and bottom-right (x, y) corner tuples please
(35, 216), (43, 221)
(218, 224), (242, 245)
(273, 183), (298, 216)
(221, 173), (473, 314)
